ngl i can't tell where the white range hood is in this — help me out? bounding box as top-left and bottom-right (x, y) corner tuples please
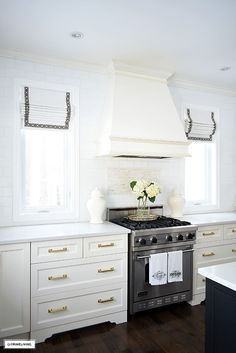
(97, 63), (190, 159)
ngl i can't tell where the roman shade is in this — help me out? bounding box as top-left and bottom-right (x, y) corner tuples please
(21, 86), (71, 129)
(185, 108), (216, 141)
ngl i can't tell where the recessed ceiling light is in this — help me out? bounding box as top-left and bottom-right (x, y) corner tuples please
(220, 66), (231, 71)
(71, 32), (84, 39)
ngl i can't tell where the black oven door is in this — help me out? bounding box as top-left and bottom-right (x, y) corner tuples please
(132, 246), (193, 302)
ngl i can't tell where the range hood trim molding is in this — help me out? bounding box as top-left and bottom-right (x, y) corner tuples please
(110, 135), (190, 146)
(97, 136), (191, 159)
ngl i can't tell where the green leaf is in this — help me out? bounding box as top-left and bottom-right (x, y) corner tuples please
(130, 181), (137, 190)
(148, 196), (156, 203)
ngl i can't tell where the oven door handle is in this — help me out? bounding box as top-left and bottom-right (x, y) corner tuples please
(136, 249), (194, 260)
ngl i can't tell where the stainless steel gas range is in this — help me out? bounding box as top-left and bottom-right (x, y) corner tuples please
(108, 207), (198, 314)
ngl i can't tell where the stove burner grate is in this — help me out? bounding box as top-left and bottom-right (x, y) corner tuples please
(112, 216), (191, 230)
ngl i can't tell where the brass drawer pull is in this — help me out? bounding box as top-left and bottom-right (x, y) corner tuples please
(97, 267), (115, 273)
(48, 274), (68, 281)
(48, 247), (68, 253)
(98, 297), (114, 304)
(232, 229), (236, 233)
(98, 243), (115, 248)
(232, 249), (236, 252)
(202, 232), (215, 236)
(48, 305), (67, 314)
(202, 252), (215, 257)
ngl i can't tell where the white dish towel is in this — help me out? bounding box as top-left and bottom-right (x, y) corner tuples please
(168, 250), (183, 283)
(149, 253), (168, 285)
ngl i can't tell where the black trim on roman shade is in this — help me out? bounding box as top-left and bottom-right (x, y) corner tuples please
(22, 86), (71, 129)
(185, 108), (216, 141)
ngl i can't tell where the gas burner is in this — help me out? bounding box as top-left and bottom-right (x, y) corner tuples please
(112, 216), (191, 231)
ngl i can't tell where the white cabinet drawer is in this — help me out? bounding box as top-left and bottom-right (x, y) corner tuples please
(197, 225), (223, 243)
(224, 224), (236, 240)
(31, 239), (83, 263)
(31, 254), (127, 297)
(195, 243), (236, 265)
(31, 283), (127, 330)
(84, 234), (127, 257)
(195, 246), (221, 265)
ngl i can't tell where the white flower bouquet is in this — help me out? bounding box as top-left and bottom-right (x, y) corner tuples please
(130, 179), (161, 205)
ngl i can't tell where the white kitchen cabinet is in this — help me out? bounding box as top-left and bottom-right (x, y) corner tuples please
(30, 234), (128, 343)
(0, 243), (30, 339)
(190, 223), (236, 305)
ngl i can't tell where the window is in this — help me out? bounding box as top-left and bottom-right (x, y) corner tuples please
(185, 141), (217, 211)
(14, 81), (79, 223)
(184, 105), (218, 212)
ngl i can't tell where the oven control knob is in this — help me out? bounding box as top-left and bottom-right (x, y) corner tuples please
(139, 238), (146, 246)
(166, 235), (173, 242)
(187, 233), (195, 240)
(151, 237), (157, 244)
(177, 234), (184, 241)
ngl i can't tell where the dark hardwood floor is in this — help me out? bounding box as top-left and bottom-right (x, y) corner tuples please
(2, 303), (205, 353)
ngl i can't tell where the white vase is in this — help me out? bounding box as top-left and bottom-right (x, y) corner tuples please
(87, 188), (106, 224)
(167, 188), (185, 218)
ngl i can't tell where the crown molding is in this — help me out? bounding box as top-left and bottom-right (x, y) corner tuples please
(169, 77), (236, 97)
(1, 49), (236, 96)
(0, 49), (107, 74)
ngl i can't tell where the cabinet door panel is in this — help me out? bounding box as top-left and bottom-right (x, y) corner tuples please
(0, 243), (30, 338)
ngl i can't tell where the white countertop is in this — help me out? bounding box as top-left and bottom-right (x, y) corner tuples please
(1, 211), (236, 245)
(183, 212), (236, 226)
(0, 222), (129, 245)
(198, 262), (236, 292)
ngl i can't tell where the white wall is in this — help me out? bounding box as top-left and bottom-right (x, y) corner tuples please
(0, 56), (236, 226)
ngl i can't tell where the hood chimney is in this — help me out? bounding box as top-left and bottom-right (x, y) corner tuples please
(97, 62), (190, 158)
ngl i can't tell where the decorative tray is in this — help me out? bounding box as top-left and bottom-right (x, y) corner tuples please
(127, 214), (158, 221)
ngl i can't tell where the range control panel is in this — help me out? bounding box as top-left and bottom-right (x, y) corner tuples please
(134, 231), (196, 247)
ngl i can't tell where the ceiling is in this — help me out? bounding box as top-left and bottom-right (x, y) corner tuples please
(1, 0), (236, 90)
